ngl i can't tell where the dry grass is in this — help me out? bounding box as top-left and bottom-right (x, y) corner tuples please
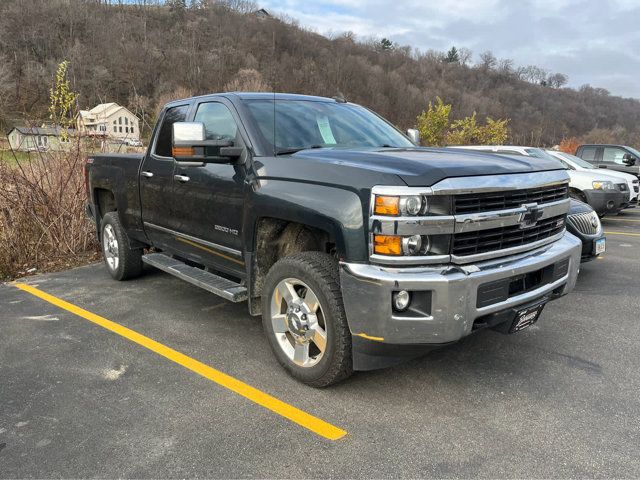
(0, 142), (99, 280)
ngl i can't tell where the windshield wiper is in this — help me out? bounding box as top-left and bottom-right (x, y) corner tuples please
(275, 145), (323, 156)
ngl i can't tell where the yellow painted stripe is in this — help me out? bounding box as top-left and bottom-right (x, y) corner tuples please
(356, 333), (385, 342)
(603, 217), (640, 223)
(13, 282), (347, 441)
(175, 237), (245, 266)
(604, 231), (640, 237)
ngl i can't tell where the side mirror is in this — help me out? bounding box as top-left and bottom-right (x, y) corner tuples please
(406, 128), (421, 145)
(623, 153), (637, 166)
(172, 122), (243, 164)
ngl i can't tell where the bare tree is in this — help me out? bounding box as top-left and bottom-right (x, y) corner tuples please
(478, 50), (497, 70)
(547, 72), (568, 88)
(458, 47), (473, 66)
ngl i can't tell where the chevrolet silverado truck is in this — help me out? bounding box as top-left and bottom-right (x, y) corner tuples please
(86, 93), (582, 387)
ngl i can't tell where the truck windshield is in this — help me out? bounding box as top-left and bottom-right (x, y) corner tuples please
(244, 99), (414, 154)
(626, 146), (640, 158)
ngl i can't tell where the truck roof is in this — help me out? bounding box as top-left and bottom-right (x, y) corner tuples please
(165, 92), (339, 108)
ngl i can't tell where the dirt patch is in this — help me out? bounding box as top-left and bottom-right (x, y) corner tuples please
(3, 251), (101, 282)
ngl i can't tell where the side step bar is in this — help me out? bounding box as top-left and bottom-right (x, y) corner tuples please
(142, 253), (248, 302)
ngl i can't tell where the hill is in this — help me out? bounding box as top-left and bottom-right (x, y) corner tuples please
(1, 0), (639, 147)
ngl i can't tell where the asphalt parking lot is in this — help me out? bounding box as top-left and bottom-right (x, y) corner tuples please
(1, 210), (640, 478)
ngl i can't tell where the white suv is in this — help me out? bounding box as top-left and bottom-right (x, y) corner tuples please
(547, 150), (638, 207)
(451, 145), (630, 215)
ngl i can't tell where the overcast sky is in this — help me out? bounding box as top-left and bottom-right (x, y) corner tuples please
(259, 0), (640, 99)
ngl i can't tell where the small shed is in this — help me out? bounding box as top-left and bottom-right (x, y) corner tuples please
(6, 126), (76, 152)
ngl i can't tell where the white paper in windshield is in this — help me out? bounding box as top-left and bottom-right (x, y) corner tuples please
(317, 116), (337, 144)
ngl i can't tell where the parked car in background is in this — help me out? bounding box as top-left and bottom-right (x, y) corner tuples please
(124, 138), (143, 147)
(566, 200), (605, 262)
(575, 144), (640, 179)
(547, 150), (638, 207)
(450, 145), (628, 216)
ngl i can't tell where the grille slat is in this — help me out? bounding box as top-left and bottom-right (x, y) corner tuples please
(454, 185), (568, 214)
(567, 211), (599, 235)
(452, 215), (566, 256)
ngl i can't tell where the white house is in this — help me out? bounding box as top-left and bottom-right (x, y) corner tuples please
(77, 103), (140, 141)
(7, 126), (75, 152)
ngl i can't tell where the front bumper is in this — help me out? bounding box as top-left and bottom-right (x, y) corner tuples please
(340, 232), (581, 349)
(583, 189), (627, 214)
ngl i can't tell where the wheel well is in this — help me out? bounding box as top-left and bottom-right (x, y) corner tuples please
(96, 188), (117, 218)
(250, 218), (336, 301)
(569, 188), (586, 200)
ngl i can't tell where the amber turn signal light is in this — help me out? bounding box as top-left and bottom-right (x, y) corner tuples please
(373, 235), (402, 255)
(374, 195), (400, 215)
(172, 146), (195, 157)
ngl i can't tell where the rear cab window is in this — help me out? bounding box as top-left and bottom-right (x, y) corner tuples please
(579, 146), (598, 162)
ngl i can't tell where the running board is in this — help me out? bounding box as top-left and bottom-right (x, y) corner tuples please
(142, 253), (247, 302)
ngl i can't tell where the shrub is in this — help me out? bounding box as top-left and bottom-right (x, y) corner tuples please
(558, 137), (581, 155)
(0, 142), (98, 279)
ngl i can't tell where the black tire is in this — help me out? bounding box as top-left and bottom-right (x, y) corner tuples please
(100, 212), (143, 281)
(261, 252), (353, 387)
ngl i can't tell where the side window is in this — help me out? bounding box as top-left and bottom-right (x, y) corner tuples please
(194, 102), (238, 142)
(154, 105), (189, 157)
(602, 147), (627, 164)
(580, 146), (597, 161)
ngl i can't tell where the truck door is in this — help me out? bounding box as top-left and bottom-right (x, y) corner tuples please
(169, 100), (247, 278)
(599, 146), (639, 176)
(139, 104), (189, 251)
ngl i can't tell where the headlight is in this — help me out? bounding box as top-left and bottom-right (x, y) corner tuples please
(373, 234), (430, 256)
(374, 194), (428, 216)
(592, 180), (614, 190)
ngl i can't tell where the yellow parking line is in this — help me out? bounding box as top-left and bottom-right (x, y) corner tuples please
(604, 231), (640, 237)
(13, 282), (347, 441)
(603, 217), (640, 223)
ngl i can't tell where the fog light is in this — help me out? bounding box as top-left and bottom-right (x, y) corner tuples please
(393, 290), (411, 311)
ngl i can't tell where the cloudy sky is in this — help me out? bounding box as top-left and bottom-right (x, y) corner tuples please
(259, 0), (640, 99)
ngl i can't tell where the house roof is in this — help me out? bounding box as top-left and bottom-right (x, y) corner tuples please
(78, 103), (139, 124)
(9, 126), (77, 136)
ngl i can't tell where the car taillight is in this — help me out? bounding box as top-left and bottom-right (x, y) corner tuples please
(85, 157), (94, 198)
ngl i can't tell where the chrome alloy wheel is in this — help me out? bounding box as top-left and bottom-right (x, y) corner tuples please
(270, 278), (328, 368)
(103, 223), (119, 271)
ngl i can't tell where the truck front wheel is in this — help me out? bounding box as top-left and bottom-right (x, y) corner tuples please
(262, 252), (353, 387)
(100, 212), (143, 281)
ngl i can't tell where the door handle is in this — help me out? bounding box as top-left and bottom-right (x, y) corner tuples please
(141, 171), (154, 178)
(174, 175), (190, 183)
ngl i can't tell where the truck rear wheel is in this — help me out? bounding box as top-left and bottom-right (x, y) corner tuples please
(261, 252), (353, 387)
(100, 212), (143, 281)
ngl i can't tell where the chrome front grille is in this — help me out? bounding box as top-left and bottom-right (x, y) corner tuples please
(369, 171), (572, 266)
(452, 215), (566, 257)
(454, 184), (568, 214)
(567, 211), (600, 235)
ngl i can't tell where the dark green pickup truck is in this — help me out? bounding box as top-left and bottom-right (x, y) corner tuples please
(86, 92), (581, 386)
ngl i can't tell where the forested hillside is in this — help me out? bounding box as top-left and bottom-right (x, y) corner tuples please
(1, 0), (639, 146)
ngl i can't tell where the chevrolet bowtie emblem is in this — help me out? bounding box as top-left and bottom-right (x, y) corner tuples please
(519, 203), (543, 228)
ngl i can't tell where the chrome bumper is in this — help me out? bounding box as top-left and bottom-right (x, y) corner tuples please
(340, 232), (582, 345)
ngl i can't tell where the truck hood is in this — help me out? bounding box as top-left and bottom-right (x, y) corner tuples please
(290, 147), (564, 186)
